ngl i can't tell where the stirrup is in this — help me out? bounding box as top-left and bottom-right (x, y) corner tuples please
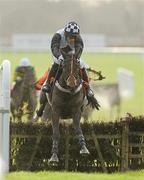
(42, 84), (51, 93)
(87, 88), (94, 97)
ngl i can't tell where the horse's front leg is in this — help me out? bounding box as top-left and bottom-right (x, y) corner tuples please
(72, 109), (90, 155)
(49, 111), (60, 164)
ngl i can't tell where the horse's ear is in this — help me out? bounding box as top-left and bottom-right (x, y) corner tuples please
(61, 45), (72, 53)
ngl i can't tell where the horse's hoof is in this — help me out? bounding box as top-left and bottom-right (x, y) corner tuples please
(80, 145), (90, 155)
(49, 153), (59, 165)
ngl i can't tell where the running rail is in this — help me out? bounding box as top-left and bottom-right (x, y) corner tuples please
(0, 60), (11, 174)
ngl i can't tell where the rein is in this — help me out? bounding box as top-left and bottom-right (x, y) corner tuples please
(66, 55), (77, 87)
(55, 81), (82, 94)
(55, 54), (82, 94)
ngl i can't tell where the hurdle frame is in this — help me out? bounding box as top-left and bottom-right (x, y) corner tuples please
(0, 60), (11, 173)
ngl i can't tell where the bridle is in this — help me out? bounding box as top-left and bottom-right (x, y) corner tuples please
(66, 54), (77, 88)
(55, 52), (82, 94)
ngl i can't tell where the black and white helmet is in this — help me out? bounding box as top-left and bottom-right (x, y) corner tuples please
(64, 21), (80, 37)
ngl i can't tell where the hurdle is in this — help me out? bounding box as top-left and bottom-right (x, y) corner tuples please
(0, 60), (11, 175)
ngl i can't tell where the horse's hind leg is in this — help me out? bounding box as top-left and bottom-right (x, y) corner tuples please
(49, 112), (60, 164)
(73, 110), (90, 155)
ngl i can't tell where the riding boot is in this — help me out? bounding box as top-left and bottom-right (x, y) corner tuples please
(33, 105), (45, 122)
(33, 91), (48, 122)
(81, 67), (91, 91)
(81, 68), (100, 110)
(42, 63), (59, 93)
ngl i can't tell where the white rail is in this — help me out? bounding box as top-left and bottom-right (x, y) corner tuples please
(0, 60), (10, 175)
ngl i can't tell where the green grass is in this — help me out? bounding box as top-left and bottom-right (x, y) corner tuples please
(83, 52), (144, 119)
(0, 51), (144, 119)
(4, 170), (144, 180)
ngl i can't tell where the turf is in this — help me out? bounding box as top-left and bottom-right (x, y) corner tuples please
(4, 170), (144, 180)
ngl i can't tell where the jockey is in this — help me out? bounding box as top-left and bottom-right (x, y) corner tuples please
(35, 61), (88, 91)
(42, 21), (100, 109)
(11, 58), (35, 91)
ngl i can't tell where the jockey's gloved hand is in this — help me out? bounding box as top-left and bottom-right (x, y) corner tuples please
(86, 88), (100, 110)
(58, 55), (64, 62)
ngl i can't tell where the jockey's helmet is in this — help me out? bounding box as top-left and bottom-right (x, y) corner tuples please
(19, 57), (30, 67)
(64, 21), (80, 38)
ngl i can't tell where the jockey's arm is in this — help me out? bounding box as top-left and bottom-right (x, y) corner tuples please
(51, 33), (61, 59)
(35, 71), (49, 90)
(11, 68), (23, 92)
(29, 66), (37, 82)
(13, 68), (23, 82)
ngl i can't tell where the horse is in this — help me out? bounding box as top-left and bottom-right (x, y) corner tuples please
(11, 67), (37, 121)
(42, 96), (93, 123)
(47, 50), (90, 163)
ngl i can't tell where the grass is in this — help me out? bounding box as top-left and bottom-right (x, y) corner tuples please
(4, 170), (144, 180)
(0, 51), (144, 119)
(83, 52), (144, 120)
